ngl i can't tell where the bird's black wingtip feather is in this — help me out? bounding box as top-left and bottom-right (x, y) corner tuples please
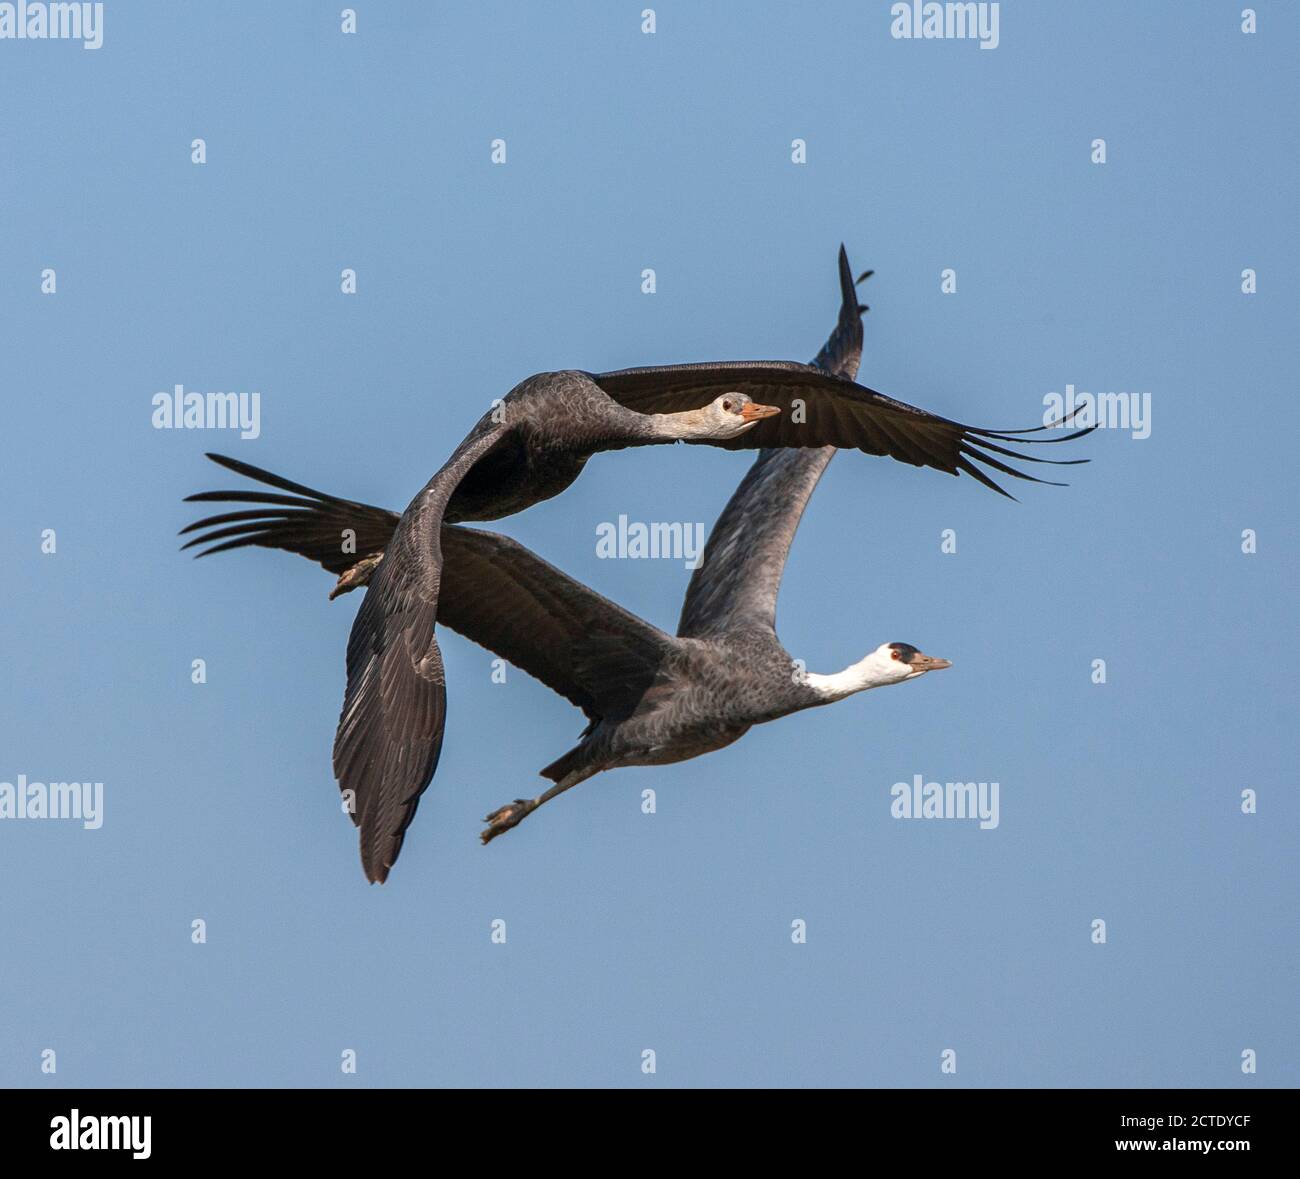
(836, 245), (857, 310)
(964, 443), (1066, 488)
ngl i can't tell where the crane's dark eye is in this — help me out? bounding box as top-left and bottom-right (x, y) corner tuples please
(722, 399), (734, 412)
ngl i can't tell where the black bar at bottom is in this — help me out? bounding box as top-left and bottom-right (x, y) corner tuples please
(1, 1086), (1291, 1163)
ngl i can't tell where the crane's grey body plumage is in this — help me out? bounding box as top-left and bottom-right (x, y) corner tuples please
(182, 246), (1089, 878)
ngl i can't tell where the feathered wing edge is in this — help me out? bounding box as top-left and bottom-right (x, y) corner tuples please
(180, 453), (398, 580)
(329, 423), (506, 881)
(182, 454), (668, 729)
(677, 243), (866, 638)
(595, 358), (1095, 501)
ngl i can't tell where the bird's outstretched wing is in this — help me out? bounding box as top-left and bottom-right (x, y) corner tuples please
(180, 456), (667, 721)
(180, 454), (398, 575)
(332, 419), (506, 882)
(676, 447), (835, 640)
(677, 244), (864, 640)
(594, 324), (1090, 499)
(438, 526), (671, 723)
(811, 243), (869, 379)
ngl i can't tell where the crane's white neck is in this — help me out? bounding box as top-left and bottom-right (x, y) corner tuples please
(804, 655), (904, 702)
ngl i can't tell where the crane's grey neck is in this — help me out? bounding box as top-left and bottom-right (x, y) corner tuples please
(642, 408), (718, 441)
(803, 658), (896, 703)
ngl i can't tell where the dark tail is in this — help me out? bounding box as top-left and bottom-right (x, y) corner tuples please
(540, 743), (589, 784)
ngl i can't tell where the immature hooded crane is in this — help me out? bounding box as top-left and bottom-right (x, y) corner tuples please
(183, 246), (1089, 879)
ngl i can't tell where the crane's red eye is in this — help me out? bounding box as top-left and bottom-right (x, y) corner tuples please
(891, 649), (902, 660)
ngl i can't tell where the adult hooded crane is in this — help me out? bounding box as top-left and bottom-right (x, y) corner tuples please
(183, 246), (1089, 879)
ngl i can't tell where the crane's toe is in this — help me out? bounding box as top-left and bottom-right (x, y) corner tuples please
(480, 798), (537, 844)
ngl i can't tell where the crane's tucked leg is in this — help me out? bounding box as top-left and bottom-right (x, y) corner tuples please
(328, 551), (384, 600)
(480, 766), (595, 845)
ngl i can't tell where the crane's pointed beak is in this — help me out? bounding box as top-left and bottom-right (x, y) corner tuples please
(740, 402), (781, 422)
(909, 653), (952, 673)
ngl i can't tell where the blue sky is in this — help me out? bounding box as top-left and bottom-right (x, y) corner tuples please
(1, 1), (1295, 1087)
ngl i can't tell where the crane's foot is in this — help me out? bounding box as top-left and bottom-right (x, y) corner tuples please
(481, 798), (537, 844)
(328, 551), (384, 600)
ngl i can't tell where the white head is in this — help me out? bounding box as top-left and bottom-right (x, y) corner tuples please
(805, 641), (951, 701)
(654, 392), (781, 441)
(866, 641), (952, 684)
